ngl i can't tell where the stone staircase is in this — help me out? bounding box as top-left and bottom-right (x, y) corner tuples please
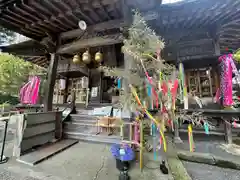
(63, 104), (122, 144)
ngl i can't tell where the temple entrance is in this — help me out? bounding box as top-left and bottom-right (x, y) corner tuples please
(53, 77), (89, 105)
(101, 76), (116, 103)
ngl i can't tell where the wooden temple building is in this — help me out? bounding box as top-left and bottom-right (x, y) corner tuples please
(1, 0), (240, 108)
(0, 0), (240, 141)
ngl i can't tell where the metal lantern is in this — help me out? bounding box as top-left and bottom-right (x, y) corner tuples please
(82, 50), (91, 64)
(72, 54), (81, 64)
(95, 51), (103, 63)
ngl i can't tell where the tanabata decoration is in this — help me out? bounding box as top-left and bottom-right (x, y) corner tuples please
(204, 121), (209, 135)
(233, 49), (240, 63)
(179, 63), (188, 109)
(160, 80), (179, 110)
(20, 76), (41, 105)
(130, 85), (167, 152)
(233, 120), (237, 128)
(117, 78), (122, 89)
(188, 124), (194, 152)
(152, 123), (157, 160)
(219, 54), (240, 106)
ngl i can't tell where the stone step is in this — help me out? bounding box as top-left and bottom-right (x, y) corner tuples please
(75, 109), (91, 115)
(64, 120), (96, 126)
(87, 103), (112, 108)
(63, 131), (121, 144)
(70, 114), (98, 121)
(64, 122), (98, 132)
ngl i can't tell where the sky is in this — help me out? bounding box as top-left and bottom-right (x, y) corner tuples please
(162, 0), (183, 4)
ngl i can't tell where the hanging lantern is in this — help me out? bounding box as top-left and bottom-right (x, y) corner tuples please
(59, 79), (66, 90)
(72, 54), (81, 64)
(82, 50), (91, 64)
(95, 51), (103, 63)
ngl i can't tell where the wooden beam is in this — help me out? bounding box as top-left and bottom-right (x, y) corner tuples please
(0, 17), (44, 37)
(98, 0), (112, 20)
(60, 19), (124, 40)
(29, 0), (70, 30)
(73, 0), (96, 24)
(44, 53), (59, 112)
(45, 0), (76, 28)
(57, 33), (123, 54)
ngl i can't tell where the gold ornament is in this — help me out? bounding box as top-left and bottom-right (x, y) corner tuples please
(82, 50), (91, 64)
(72, 54), (81, 64)
(95, 51), (103, 63)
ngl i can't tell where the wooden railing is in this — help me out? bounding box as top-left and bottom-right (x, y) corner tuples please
(13, 111), (62, 157)
(0, 116), (11, 163)
(177, 108), (240, 144)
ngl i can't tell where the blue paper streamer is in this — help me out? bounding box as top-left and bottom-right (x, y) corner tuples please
(147, 83), (152, 96)
(152, 123), (157, 160)
(204, 122), (209, 135)
(117, 78), (121, 89)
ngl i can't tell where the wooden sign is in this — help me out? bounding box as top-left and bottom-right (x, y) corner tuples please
(91, 87), (98, 97)
(177, 39), (216, 60)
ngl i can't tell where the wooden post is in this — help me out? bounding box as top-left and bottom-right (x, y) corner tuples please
(44, 53), (59, 112)
(121, 0), (132, 119)
(55, 111), (62, 140)
(174, 118), (183, 143)
(224, 107), (233, 144)
(139, 120), (143, 171)
(224, 121), (232, 144)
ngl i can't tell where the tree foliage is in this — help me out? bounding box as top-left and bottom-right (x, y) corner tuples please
(101, 11), (176, 111)
(0, 26), (15, 45)
(0, 53), (46, 96)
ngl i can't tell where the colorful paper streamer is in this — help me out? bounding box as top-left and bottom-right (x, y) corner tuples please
(188, 124), (194, 152)
(117, 78), (121, 89)
(204, 121), (209, 135)
(130, 85), (167, 152)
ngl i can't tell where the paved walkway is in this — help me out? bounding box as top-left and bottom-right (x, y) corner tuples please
(0, 140), (171, 180)
(175, 139), (240, 162)
(176, 139), (240, 180)
(183, 161), (240, 180)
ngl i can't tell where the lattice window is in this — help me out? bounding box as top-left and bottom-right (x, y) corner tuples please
(67, 77), (89, 104)
(186, 68), (217, 97)
(53, 80), (65, 104)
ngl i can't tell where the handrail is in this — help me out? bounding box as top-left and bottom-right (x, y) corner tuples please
(85, 88), (90, 108)
(59, 102), (75, 122)
(179, 108), (240, 117)
(0, 115), (10, 164)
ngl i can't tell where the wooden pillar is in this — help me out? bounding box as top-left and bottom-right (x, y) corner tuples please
(175, 61), (184, 143)
(88, 69), (102, 104)
(64, 77), (69, 103)
(44, 53), (59, 112)
(121, 0), (132, 119)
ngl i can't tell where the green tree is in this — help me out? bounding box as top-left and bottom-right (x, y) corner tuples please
(102, 11), (175, 111)
(0, 26), (15, 45)
(0, 53), (46, 96)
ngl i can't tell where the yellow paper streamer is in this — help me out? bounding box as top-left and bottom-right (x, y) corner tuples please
(188, 124), (193, 152)
(130, 85), (167, 152)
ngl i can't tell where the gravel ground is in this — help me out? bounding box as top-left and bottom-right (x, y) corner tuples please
(183, 161), (240, 180)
